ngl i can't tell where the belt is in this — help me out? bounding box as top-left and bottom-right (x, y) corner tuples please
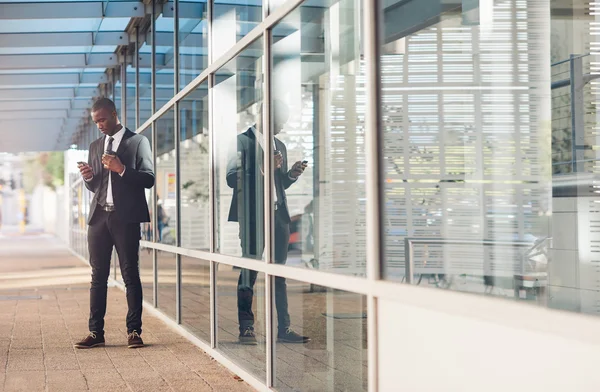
(100, 204), (116, 212)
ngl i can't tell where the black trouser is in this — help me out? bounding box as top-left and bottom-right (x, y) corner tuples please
(238, 209), (290, 334)
(88, 209), (143, 335)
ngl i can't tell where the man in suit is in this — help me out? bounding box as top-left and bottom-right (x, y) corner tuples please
(227, 101), (310, 345)
(75, 98), (155, 349)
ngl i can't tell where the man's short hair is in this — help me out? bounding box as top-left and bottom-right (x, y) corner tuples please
(91, 98), (117, 113)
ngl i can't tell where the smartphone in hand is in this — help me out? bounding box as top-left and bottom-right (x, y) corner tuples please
(77, 161), (87, 166)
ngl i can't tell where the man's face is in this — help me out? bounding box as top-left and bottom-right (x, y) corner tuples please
(274, 114), (288, 136)
(91, 107), (118, 136)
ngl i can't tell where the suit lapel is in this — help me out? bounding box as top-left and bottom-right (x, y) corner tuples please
(96, 137), (107, 184)
(116, 128), (133, 157)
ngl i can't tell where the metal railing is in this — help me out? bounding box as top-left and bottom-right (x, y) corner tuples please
(403, 237), (549, 284)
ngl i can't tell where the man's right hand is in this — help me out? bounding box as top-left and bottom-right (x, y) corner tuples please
(78, 163), (93, 180)
(274, 151), (283, 169)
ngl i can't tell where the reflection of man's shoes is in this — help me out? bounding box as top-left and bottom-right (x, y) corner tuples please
(277, 328), (310, 343)
(239, 327), (258, 345)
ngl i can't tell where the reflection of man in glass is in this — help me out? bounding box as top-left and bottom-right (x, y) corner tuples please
(227, 101), (310, 345)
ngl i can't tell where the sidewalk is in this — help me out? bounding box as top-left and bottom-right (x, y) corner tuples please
(0, 233), (254, 392)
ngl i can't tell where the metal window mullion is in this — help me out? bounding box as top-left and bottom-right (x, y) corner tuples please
(152, 129), (158, 308)
(121, 51), (128, 129)
(174, 0), (180, 93)
(174, 0), (182, 326)
(151, 0), (157, 115)
(151, 0), (158, 309)
(207, 0), (213, 66)
(207, 0), (218, 350)
(262, 29), (275, 389)
(209, 76), (218, 349)
(364, 0), (383, 389)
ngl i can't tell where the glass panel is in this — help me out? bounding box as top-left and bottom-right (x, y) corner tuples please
(180, 81), (210, 251)
(140, 126), (154, 242)
(157, 1), (176, 97)
(181, 256), (210, 343)
(114, 83), (122, 120)
(217, 264), (265, 379)
(157, 251), (177, 319)
(139, 66), (153, 126)
(156, 108), (177, 245)
(380, 1), (552, 303)
(139, 18), (152, 125)
(271, 0), (366, 276)
(549, 1), (600, 315)
(179, 0), (208, 90)
(275, 280), (367, 391)
(214, 38), (264, 259)
(212, 0), (262, 60)
(126, 65), (136, 129)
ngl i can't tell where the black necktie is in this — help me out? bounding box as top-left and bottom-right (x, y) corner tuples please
(97, 137), (114, 206)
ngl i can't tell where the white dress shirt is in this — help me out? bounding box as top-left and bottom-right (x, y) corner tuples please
(103, 126), (126, 206)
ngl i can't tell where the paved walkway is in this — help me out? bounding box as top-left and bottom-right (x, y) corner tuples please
(0, 233), (254, 392)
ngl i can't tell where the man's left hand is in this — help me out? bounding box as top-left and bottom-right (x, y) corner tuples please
(102, 153), (125, 174)
(289, 161), (307, 178)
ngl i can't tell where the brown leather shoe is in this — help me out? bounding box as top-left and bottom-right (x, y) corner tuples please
(74, 332), (105, 349)
(127, 331), (144, 348)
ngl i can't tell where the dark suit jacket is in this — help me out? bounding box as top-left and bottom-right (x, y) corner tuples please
(226, 128), (296, 228)
(85, 128), (155, 224)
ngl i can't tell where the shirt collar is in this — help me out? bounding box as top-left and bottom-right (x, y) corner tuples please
(250, 125), (277, 150)
(106, 125), (126, 145)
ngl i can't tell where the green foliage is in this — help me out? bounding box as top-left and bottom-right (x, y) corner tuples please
(22, 152), (64, 193)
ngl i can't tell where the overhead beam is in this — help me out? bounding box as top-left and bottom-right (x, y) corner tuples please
(0, 100), (72, 111)
(0, 119), (64, 129)
(162, 2), (203, 18)
(0, 87), (98, 100)
(71, 100), (95, 109)
(0, 32), (129, 48)
(0, 73), (108, 87)
(384, 0), (460, 44)
(0, 2), (145, 19)
(0, 53), (119, 70)
(0, 110), (69, 120)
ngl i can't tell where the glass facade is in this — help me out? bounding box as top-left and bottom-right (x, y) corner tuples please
(64, 0), (600, 390)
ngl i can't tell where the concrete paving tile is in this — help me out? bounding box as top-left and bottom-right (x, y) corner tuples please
(81, 368), (128, 389)
(44, 350), (80, 371)
(89, 388), (128, 392)
(119, 370), (163, 382)
(46, 370), (88, 392)
(3, 370), (45, 392)
(6, 349), (45, 371)
(110, 356), (154, 371)
(126, 378), (173, 392)
(76, 355), (116, 370)
(167, 379), (213, 392)
(10, 338), (43, 350)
